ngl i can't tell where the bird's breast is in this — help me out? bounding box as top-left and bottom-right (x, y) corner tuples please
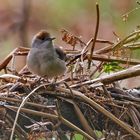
(27, 47), (66, 78)
(40, 58), (66, 78)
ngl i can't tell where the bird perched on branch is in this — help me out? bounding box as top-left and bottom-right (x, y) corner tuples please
(27, 30), (66, 79)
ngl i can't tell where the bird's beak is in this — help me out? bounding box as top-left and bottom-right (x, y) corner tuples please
(44, 37), (56, 41)
(50, 37), (56, 41)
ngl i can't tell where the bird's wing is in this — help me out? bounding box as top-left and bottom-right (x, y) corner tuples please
(55, 46), (66, 61)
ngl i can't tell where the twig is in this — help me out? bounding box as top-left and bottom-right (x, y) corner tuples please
(88, 53), (140, 65)
(0, 47), (29, 71)
(113, 30), (140, 51)
(57, 87), (140, 139)
(95, 30), (140, 54)
(9, 83), (50, 140)
(10, 78), (94, 140)
(6, 113), (28, 139)
(19, 0), (31, 47)
(5, 104), (58, 119)
(131, 106), (140, 119)
(90, 62), (104, 78)
(6, 105), (95, 140)
(0, 96), (55, 109)
(96, 38), (113, 44)
(88, 3), (100, 69)
(113, 100), (140, 108)
(110, 92), (140, 103)
(66, 38), (93, 66)
(0, 48), (18, 71)
(61, 29), (113, 47)
(70, 64), (140, 88)
(61, 97), (96, 138)
(128, 106), (140, 131)
(95, 44), (113, 54)
(61, 117), (95, 140)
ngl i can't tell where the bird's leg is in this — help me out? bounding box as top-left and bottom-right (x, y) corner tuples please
(34, 76), (42, 83)
(45, 76), (50, 83)
(35, 76), (50, 84)
(53, 77), (58, 83)
(47, 77), (58, 89)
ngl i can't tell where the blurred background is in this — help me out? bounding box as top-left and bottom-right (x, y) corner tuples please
(0, 0), (140, 87)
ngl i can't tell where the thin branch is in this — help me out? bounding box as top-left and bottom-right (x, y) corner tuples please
(88, 53), (140, 65)
(19, 0), (31, 47)
(70, 64), (140, 88)
(10, 79), (94, 140)
(95, 30), (140, 54)
(0, 47), (29, 71)
(9, 83), (51, 140)
(88, 3), (100, 69)
(61, 98), (96, 138)
(57, 87), (140, 139)
(6, 105), (95, 140)
(0, 96), (55, 109)
(0, 48), (17, 71)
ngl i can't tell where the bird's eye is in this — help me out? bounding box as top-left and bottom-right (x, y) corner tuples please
(42, 36), (46, 40)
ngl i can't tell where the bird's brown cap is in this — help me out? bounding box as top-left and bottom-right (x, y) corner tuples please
(35, 30), (51, 40)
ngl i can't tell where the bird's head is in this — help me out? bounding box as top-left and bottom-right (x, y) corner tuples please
(31, 30), (55, 48)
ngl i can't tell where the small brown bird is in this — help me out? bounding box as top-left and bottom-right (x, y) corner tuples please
(27, 30), (66, 78)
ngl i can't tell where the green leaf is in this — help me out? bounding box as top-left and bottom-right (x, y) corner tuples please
(103, 61), (123, 73)
(72, 133), (84, 140)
